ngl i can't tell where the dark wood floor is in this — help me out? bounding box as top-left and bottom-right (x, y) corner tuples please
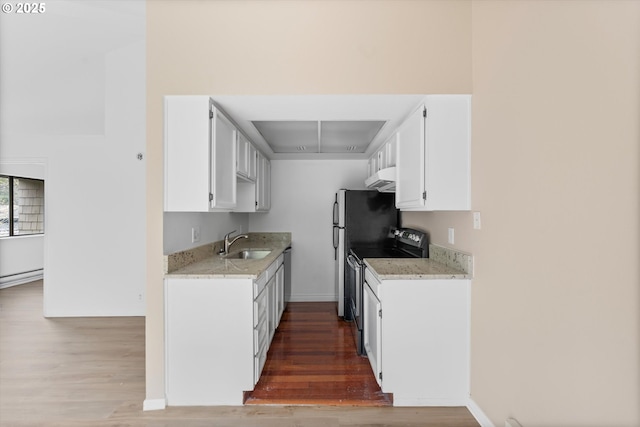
(0, 281), (480, 426)
(245, 302), (392, 406)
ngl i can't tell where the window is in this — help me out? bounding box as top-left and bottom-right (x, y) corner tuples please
(0, 176), (44, 238)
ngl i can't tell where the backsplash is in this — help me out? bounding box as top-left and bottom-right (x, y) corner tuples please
(429, 244), (473, 276)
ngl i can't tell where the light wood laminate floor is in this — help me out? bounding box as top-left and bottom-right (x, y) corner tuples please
(0, 281), (479, 427)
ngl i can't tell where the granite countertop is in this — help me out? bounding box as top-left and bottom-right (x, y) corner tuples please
(164, 232), (291, 279)
(363, 244), (473, 281)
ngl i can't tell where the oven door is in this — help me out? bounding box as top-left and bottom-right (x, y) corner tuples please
(345, 254), (360, 322)
(346, 253), (364, 354)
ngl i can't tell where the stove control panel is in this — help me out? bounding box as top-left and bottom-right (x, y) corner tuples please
(392, 227), (427, 248)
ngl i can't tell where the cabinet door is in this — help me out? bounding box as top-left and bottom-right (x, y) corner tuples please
(364, 281), (382, 387)
(395, 104), (426, 209)
(237, 133), (249, 178)
(368, 155), (378, 177)
(264, 158), (271, 210)
(164, 96), (211, 212)
(256, 153), (271, 212)
(267, 276), (276, 342)
(247, 143), (257, 181)
(423, 95), (471, 211)
(210, 108), (237, 210)
(377, 148), (386, 171)
(276, 264), (285, 326)
(386, 135), (397, 168)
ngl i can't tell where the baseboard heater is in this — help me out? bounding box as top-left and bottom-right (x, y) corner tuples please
(0, 269), (43, 289)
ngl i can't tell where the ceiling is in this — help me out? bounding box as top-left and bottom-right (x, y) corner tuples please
(252, 120), (386, 154)
(212, 95), (427, 160)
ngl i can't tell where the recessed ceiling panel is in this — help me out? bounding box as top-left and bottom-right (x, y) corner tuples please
(320, 121), (386, 153)
(253, 121), (319, 153)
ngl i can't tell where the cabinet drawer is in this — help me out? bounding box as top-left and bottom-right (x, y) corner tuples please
(266, 260), (278, 282)
(254, 342), (268, 385)
(254, 272), (267, 296)
(364, 268), (381, 286)
(276, 253), (284, 267)
(254, 315), (268, 356)
(253, 287), (268, 327)
(364, 268), (382, 299)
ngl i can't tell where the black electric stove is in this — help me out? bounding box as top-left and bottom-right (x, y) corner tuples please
(345, 228), (428, 355)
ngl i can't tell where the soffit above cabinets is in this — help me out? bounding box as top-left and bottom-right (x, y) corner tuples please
(252, 120), (386, 154)
(211, 95), (426, 160)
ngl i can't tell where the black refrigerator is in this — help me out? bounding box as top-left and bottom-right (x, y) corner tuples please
(332, 189), (398, 319)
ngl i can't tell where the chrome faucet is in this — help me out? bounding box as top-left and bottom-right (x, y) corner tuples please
(222, 230), (248, 255)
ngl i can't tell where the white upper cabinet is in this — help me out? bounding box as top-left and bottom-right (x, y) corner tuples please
(237, 133), (249, 179)
(164, 96), (237, 212)
(395, 95), (471, 211)
(256, 152), (271, 212)
(235, 149), (271, 213)
(211, 107), (237, 210)
(367, 133), (398, 179)
(385, 135), (397, 168)
(247, 143), (258, 182)
(237, 133), (257, 182)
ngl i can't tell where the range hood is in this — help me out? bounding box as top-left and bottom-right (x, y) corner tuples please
(364, 167), (396, 192)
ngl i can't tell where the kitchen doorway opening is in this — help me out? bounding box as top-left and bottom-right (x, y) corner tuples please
(244, 302), (392, 406)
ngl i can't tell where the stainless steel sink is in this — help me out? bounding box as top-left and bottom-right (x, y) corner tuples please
(225, 249), (271, 260)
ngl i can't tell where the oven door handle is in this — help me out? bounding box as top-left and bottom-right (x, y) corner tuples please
(346, 254), (360, 269)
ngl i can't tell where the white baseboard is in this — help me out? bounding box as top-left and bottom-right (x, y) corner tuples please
(143, 398), (166, 411)
(467, 398), (495, 427)
(392, 396), (469, 407)
(287, 294), (336, 302)
(0, 270), (43, 289)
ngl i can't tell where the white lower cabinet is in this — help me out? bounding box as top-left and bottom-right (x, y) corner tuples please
(165, 278), (253, 405)
(253, 274), (269, 384)
(275, 264), (285, 327)
(364, 268), (470, 406)
(165, 254), (286, 406)
(363, 281), (382, 387)
(267, 275), (276, 342)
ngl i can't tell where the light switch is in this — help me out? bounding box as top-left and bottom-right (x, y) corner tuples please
(473, 211), (481, 230)
(448, 227), (455, 244)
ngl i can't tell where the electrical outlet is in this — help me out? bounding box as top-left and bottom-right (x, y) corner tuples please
(473, 211), (482, 230)
(448, 227), (455, 244)
(191, 226), (201, 243)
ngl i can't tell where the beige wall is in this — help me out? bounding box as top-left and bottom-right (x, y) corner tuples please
(404, 1), (640, 425)
(146, 0), (471, 404)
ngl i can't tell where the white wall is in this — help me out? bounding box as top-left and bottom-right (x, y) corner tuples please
(163, 212), (249, 255)
(404, 2), (640, 425)
(249, 159), (367, 301)
(0, 1), (147, 316)
(0, 235), (44, 288)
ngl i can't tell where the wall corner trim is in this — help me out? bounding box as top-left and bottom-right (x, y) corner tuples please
(467, 398), (495, 427)
(143, 398), (166, 411)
